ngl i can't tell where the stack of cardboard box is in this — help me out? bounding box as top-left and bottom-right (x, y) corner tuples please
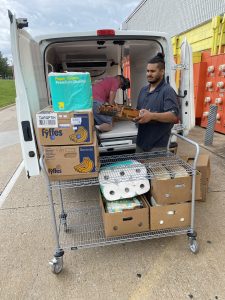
(36, 72), (99, 181)
(148, 166), (202, 230)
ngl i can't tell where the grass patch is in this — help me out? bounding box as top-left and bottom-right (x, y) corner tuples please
(0, 79), (16, 108)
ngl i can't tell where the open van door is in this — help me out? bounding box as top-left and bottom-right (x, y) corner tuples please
(177, 38), (195, 136)
(9, 11), (48, 177)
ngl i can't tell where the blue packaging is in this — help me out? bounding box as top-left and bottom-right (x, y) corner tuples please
(48, 72), (93, 112)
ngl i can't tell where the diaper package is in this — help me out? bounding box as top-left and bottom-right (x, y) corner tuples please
(48, 72), (93, 112)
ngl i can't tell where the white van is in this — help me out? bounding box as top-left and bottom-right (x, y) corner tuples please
(9, 11), (194, 178)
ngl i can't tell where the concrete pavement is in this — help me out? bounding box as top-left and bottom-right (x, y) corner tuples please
(0, 106), (225, 299)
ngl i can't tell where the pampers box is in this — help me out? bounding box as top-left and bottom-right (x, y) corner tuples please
(48, 72), (93, 112)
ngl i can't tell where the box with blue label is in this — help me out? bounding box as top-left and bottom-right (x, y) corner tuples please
(48, 72), (93, 112)
(43, 133), (99, 181)
(36, 106), (94, 145)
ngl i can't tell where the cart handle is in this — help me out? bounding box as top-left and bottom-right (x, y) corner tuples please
(168, 132), (200, 169)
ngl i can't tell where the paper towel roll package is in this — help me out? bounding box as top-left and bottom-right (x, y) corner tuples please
(134, 178), (150, 195)
(99, 160), (150, 201)
(118, 182), (136, 199)
(100, 183), (121, 201)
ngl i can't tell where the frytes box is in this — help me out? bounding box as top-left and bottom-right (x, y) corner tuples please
(43, 133), (99, 181)
(36, 106), (94, 146)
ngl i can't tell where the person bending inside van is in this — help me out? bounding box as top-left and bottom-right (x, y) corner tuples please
(134, 53), (179, 152)
(92, 75), (130, 132)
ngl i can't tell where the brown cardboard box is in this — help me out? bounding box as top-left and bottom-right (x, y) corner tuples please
(36, 106), (94, 146)
(200, 180), (209, 202)
(149, 200), (191, 230)
(187, 154), (210, 184)
(181, 154), (210, 201)
(100, 193), (149, 237)
(44, 133), (99, 181)
(151, 171), (201, 205)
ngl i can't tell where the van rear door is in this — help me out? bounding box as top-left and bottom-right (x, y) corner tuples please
(177, 38), (195, 136)
(9, 11), (48, 177)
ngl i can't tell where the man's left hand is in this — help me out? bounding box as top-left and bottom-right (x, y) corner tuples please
(134, 109), (153, 124)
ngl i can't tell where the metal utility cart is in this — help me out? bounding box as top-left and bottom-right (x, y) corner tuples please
(40, 133), (200, 274)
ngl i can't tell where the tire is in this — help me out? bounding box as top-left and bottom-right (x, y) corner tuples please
(189, 239), (199, 254)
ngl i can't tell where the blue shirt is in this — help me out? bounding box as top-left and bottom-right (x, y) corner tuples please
(136, 80), (179, 151)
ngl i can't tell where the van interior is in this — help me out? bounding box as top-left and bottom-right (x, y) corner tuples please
(44, 38), (162, 153)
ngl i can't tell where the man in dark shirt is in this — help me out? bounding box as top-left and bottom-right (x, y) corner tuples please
(134, 53), (179, 152)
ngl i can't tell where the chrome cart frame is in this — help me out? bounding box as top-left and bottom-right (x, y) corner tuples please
(40, 133), (199, 274)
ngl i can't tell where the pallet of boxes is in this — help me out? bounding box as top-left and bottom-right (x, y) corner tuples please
(36, 72), (99, 181)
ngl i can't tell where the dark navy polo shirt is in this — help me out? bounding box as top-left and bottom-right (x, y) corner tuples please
(136, 80), (179, 151)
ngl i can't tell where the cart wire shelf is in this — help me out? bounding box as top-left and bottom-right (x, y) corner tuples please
(50, 150), (196, 190)
(59, 202), (190, 250)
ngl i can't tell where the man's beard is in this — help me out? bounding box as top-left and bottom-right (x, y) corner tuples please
(148, 76), (161, 84)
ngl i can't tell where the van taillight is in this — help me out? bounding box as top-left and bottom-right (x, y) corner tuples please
(97, 29), (115, 36)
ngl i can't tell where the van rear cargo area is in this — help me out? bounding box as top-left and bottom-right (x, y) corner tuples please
(43, 38), (162, 152)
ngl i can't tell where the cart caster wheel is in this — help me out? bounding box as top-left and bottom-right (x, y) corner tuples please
(189, 239), (199, 254)
(49, 256), (63, 274)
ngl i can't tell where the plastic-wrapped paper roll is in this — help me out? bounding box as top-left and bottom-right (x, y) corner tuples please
(134, 178), (150, 195)
(131, 164), (147, 177)
(99, 169), (119, 185)
(118, 182), (136, 198)
(100, 183), (121, 201)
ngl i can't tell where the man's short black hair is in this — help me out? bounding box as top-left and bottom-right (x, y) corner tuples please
(119, 75), (130, 90)
(148, 52), (165, 70)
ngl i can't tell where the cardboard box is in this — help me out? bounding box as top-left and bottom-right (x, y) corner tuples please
(181, 154), (210, 201)
(149, 200), (191, 230)
(187, 154), (210, 184)
(36, 106), (94, 146)
(100, 193), (149, 237)
(151, 171), (201, 205)
(200, 180), (209, 202)
(44, 133), (99, 181)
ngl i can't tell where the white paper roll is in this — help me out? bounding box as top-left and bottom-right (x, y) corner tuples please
(134, 179), (150, 195)
(118, 182), (136, 199)
(101, 183), (121, 201)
